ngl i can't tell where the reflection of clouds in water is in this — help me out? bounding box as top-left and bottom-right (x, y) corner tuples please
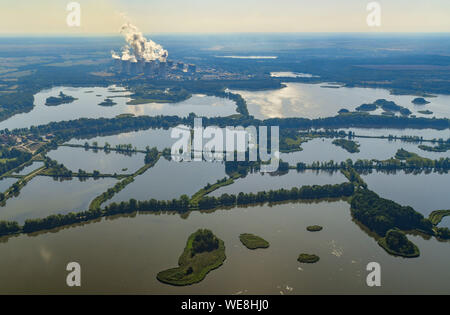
(237, 85), (318, 119)
(39, 246), (52, 263)
(126, 103), (165, 116)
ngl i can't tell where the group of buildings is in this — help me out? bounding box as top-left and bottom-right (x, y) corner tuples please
(113, 59), (197, 78)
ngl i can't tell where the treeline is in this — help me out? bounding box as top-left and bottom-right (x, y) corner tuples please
(43, 159), (73, 177)
(419, 140), (450, 153)
(210, 91), (249, 116)
(394, 149), (450, 170)
(351, 189), (433, 237)
(0, 90), (35, 122)
(0, 221), (21, 236)
(0, 147), (33, 176)
(197, 182), (355, 209)
(0, 182), (353, 235)
(332, 139), (360, 153)
(144, 147), (159, 164)
(8, 111), (449, 142)
(295, 156), (450, 173)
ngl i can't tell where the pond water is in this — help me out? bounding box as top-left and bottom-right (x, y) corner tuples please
(105, 159), (227, 205)
(439, 217), (450, 229)
(0, 201), (448, 294)
(209, 170), (346, 197)
(68, 128), (177, 151)
(362, 171), (450, 217)
(280, 137), (450, 165)
(12, 161), (45, 176)
(232, 82), (450, 119)
(0, 176), (117, 224)
(0, 177), (17, 193)
(47, 146), (145, 175)
(0, 86), (237, 130)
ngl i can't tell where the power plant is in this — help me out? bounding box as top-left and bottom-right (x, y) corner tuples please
(112, 58), (196, 78)
(111, 23), (196, 79)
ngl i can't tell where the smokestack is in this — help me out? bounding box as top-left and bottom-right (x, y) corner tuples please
(122, 60), (131, 74)
(113, 58), (122, 72)
(130, 60), (138, 75)
(188, 64), (197, 74)
(159, 62), (167, 77)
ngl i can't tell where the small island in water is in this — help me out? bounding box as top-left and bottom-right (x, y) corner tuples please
(377, 229), (420, 258)
(412, 97), (430, 105)
(45, 91), (78, 106)
(239, 233), (270, 249)
(332, 139), (360, 153)
(98, 98), (117, 106)
(297, 253), (320, 263)
(306, 225), (323, 232)
(157, 229), (226, 286)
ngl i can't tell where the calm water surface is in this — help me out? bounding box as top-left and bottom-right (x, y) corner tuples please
(47, 146), (145, 175)
(362, 171), (450, 217)
(0, 176), (117, 223)
(105, 159), (227, 205)
(209, 170), (346, 197)
(68, 128), (178, 151)
(0, 177), (17, 193)
(0, 86), (236, 130)
(13, 161), (45, 175)
(0, 201), (448, 294)
(280, 137), (450, 165)
(232, 82), (450, 119)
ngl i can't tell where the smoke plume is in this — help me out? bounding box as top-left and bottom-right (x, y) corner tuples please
(111, 23), (168, 62)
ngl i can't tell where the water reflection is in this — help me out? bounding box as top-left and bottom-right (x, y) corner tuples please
(232, 82), (450, 119)
(0, 201), (449, 294)
(0, 86), (236, 130)
(0, 176), (117, 223)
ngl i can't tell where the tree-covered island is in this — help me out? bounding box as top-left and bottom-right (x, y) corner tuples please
(157, 229), (226, 286)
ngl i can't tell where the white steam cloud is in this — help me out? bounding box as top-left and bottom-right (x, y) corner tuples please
(111, 23), (168, 63)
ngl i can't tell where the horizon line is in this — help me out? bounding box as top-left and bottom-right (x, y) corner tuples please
(1, 31), (450, 37)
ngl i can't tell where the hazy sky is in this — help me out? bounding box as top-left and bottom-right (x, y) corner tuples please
(0, 0), (449, 34)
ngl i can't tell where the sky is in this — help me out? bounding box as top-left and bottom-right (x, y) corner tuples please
(0, 0), (449, 34)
